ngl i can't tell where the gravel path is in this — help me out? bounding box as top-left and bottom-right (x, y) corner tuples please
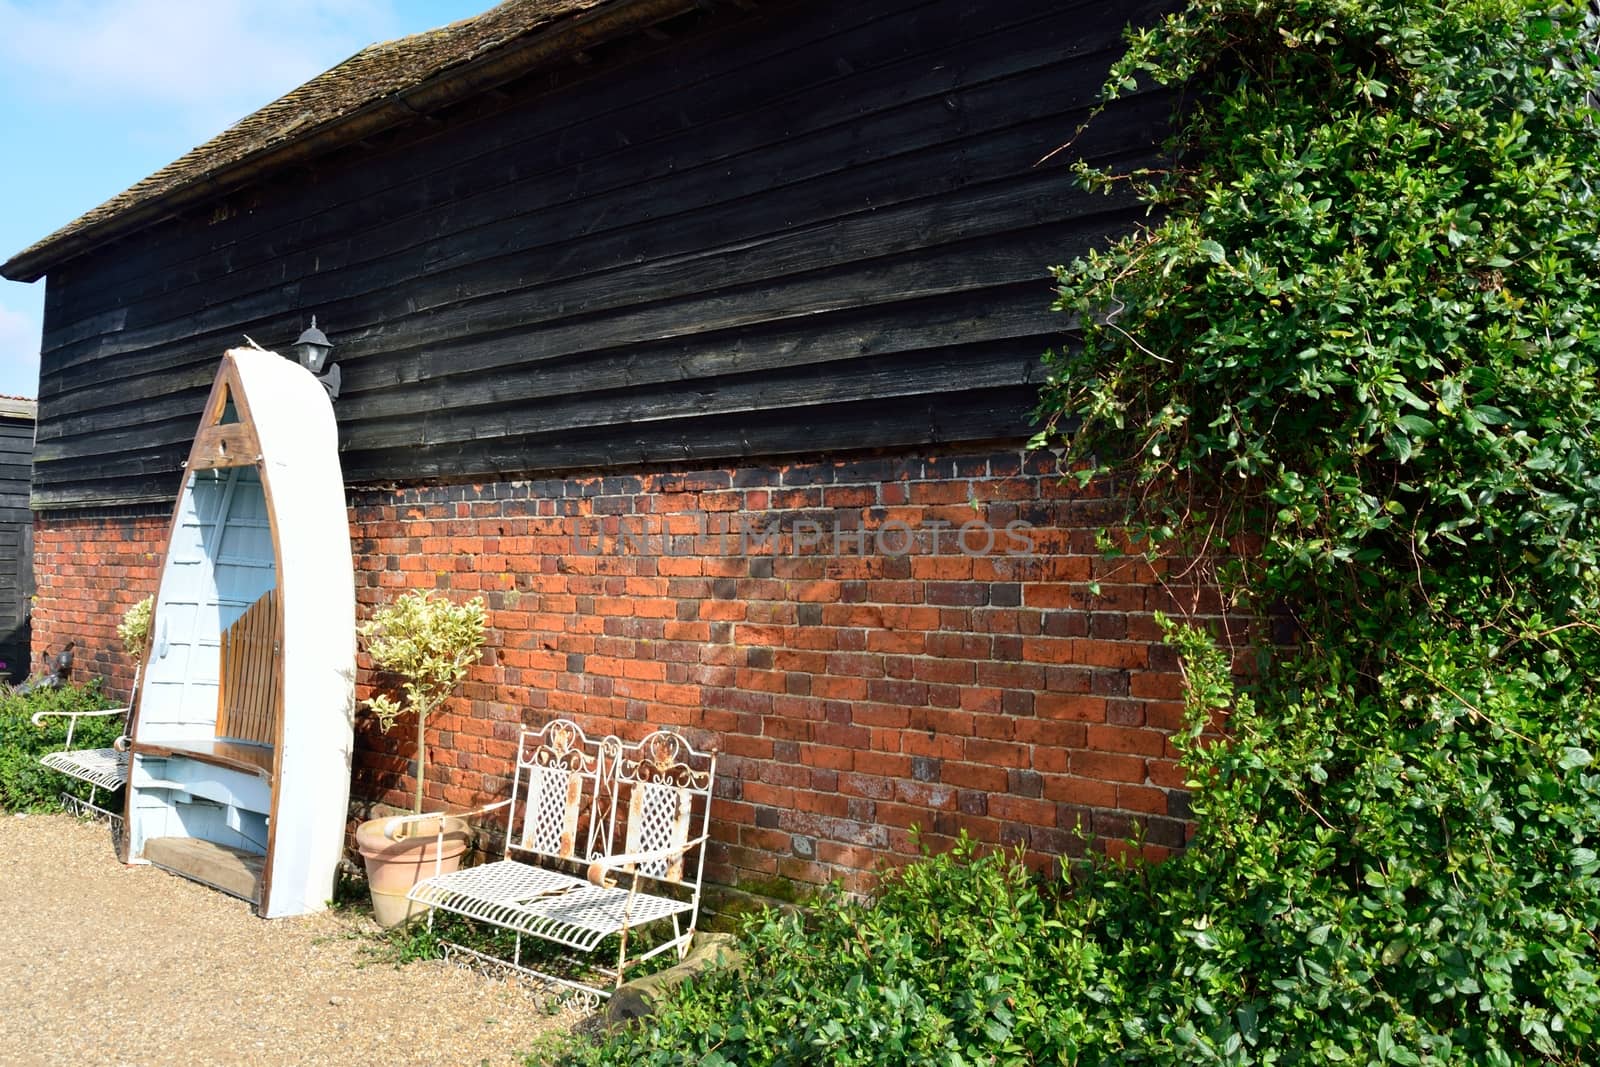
(0, 813), (583, 1066)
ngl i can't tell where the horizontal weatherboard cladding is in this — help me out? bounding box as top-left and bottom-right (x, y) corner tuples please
(0, 412), (31, 679)
(33, 0), (1170, 510)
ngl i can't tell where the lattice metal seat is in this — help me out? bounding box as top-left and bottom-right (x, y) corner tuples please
(399, 718), (718, 1003)
(32, 695), (133, 823)
(409, 859), (589, 936)
(411, 859), (694, 951)
(39, 746), (128, 792)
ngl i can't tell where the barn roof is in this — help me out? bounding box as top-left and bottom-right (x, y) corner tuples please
(2, 0), (691, 282)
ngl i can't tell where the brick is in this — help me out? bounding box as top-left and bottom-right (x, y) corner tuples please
(1047, 776), (1120, 808)
(938, 761), (1008, 792)
(927, 581), (987, 606)
(39, 450), (1229, 893)
(1036, 693), (1106, 722)
(1147, 759), (1189, 789)
(1007, 769), (1044, 798)
(961, 738), (1029, 769)
(989, 794), (1055, 826)
(1116, 784), (1169, 816)
(1069, 750), (1147, 784)
(1072, 639), (1149, 670)
(894, 780), (956, 810)
(1085, 725), (1168, 757)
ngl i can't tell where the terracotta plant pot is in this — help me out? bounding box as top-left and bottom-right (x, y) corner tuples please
(355, 814), (471, 927)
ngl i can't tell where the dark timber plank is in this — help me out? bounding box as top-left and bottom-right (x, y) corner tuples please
(32, 334), (1055, 476)
(32, 373), (1046, 498)
(38, 61), (1164, 398)
(338, 385), (1042, 483)
(36, 187), (1145, 436)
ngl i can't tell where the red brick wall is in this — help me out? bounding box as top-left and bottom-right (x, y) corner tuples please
(33, 445), (1222, 892)
(32, 505), (168, 697)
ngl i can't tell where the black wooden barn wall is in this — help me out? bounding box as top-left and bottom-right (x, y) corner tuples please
(33, 0), (1171, 510)
(0, 411), (34, 679)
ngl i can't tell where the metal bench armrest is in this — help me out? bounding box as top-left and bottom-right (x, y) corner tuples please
(585, 835), (709, 888)
(32, 705), (130, 750)
(380, 799), (511, 841)
(31, 705), (129, 727)
(383, 801), (510, 882)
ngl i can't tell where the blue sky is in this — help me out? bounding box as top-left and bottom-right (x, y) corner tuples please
(0, 0), (491, 398)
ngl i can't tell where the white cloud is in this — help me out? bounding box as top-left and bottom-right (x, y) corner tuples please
(0, 0), (401, 137)
(0, 301), (41, 399)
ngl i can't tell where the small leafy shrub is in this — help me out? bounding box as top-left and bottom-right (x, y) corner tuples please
(360, 590), (487, 813)
(0, 681), (120, 812)
(555, 837), (1093, 1066)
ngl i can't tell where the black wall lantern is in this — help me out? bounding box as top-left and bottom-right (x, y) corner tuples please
(292, 316), (341, 399)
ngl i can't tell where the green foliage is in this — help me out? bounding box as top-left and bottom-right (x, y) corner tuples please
(0, 681), (121, 812)
(569, 1), (1600, 1063)
(360, 590), (487, 813)
(555, 838), (1101, 1067)
(1031, 0), (1600, 1060)
(1117, 624), (1600, 1065)
(563, 655), (1600, 1065)
(1038, 0), (1600, 658)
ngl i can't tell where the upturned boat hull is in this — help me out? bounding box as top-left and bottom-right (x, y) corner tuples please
(123, 348), (355, 918)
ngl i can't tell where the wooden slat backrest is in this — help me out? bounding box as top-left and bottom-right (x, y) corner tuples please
(215, 589), (281, 747)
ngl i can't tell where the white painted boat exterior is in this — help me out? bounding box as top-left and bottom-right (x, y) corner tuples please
(125, 347), (355, 918)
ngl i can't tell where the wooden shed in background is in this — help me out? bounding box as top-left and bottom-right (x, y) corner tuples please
(0, 396), (34, 683)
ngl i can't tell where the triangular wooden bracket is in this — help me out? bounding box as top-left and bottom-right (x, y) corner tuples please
(189, 352), (264, 471)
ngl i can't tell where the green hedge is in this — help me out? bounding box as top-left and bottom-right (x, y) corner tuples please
(0, 680), (123, 812)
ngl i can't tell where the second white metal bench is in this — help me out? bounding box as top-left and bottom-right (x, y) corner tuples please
(385, 718), (717, 1004)
(31, 666), (139, 825)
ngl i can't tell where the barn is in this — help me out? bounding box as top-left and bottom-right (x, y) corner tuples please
(0, 395), (35, 683)
(2, 0), (1207, 891)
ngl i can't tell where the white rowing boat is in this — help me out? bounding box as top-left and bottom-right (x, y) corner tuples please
(123, 347), (355, 918)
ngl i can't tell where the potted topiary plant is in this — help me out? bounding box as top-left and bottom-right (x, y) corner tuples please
(354, 589), (488, 926)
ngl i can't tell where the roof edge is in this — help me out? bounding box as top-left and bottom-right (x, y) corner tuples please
(2, 0), (695, 283)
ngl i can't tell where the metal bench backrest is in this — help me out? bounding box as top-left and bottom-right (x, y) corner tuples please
(615, 731), (717, 885)
(506, 719), (613, 863)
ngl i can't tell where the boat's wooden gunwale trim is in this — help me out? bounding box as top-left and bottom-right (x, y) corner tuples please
(132, 738), (275, 778)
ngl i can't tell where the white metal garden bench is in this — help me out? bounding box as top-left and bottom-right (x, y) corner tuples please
(384, 718), (717, 1004)
(31, 667), (139, 825)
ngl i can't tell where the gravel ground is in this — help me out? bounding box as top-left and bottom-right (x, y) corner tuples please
(0, 813), (584, 1066)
